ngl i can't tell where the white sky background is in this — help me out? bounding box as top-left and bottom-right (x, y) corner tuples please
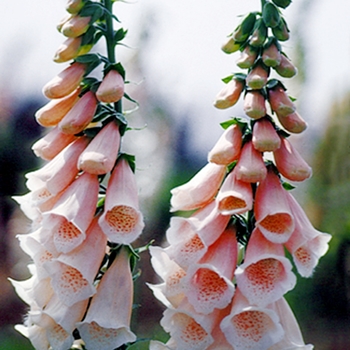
(1, 0), (350, 151)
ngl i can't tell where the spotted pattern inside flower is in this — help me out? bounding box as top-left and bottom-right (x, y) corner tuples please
(259, 213), (293, 234)
(218, 196), (247, 211)
(173, 313), (210, 347)
(54, 218), (83, 252)
(48, 323), (69, 347)
(245, 258), (284, 292)
(35, 188), (52, 200)
(192, 268), (228, 302)
(166, 268), (186, 294)
(232, 310), (274, 342)
(294, 246), (311, 266)
(39, 250), (54, 265)
(87, 322), (119, 340)
(58, 266), (89, 295)
(181, 234), (205, 255)
(105, 205), (138, 233)
(176, 234), (206, 266)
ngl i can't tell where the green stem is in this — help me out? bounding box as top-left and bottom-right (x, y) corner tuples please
(103, 0), (122, 113)
(261, 0), (267, 9)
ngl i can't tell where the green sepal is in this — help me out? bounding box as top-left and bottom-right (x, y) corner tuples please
(272, 0), (292, 9)
(249, 17), (268, 47)
(96, 195), (105, 208)
(222, 73), (247, 84)
(114, 28), (128, 44)
(233, 12), (257, 42)
(220, 117), (248, 131)
(282, 181), (295, 191)
(75, 53), (102, 75)
(266, 78), (286, 90)
(119, 153), (136, 173)
(79, 1), (105, 22)
(103, 62), (126, 80)
(272, 17), (290, 41)
(262, 2), (281, 28)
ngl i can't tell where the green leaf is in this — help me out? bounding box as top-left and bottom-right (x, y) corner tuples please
(282, 182), (295, 191)
(114, 28), (128, 44)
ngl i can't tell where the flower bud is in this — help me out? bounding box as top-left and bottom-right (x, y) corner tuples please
(273, 136), (312, 182)
(35, 88), (80, 127)
(276, 111), (307, 134)
(221, 36), (241, 54)
(272, 0), (292, 9)
(252, 118), (281, 152)
(246, 63), (269, 90)
(96, 70), (124, 104)
(274, 54), (298, 78)
(66, 0), (85, 14)
(233, 12), (256, 42)
(268, 86), (296, 117)
(57, 14), (72, 32)
(249, 18), (268, 47)
(53, 37), (88, 63)
(43, 62), (86, 99)
(262, 41), (281, 67)
(244, 90), (266, 119)
(214, 78), (245, 109)
(272, 17), (290, 41)
(236, 45), (258, 69)
(262, 2), (281, 28)
(58, 91), (97, 134)
(61, 15), (91, 38)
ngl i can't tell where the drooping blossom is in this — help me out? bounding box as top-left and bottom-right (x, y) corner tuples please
(276, 111), (308, 134)
(98, 157), (144, 244)
(170, 162), (226, 212)
(76, 247), (137, 350)
(246, 63), (269, 90)
(213, 77), (245, 109)
(96, 69), (125, 103)
(262, 42), (281, 67)
(60, 15), (91, 38)
(236, 45), (258, 69)
(268, 85), (296, 117)
(207, 123), (242, 165)
(252, 117), (281, 152)
(243, 90), (267, 119)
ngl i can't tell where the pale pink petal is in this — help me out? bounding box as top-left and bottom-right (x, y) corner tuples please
(216, 169), (253, 215)
(235, 229), (296, 306)
(76, 247), (136, 349)
(207, 323), (235, 350)
(235, 140), (267, 183)
(15, 324), (50, 350)
(269, 298), (314, 350)
(170, 162), (226, 212)
(273, 137), (312, 182)
(220, 288), (284, 349)
(255, 167), (295, 243)
(42, 172), (99, 253)
(78, 121), (120, 175)
(149, 339), (177, 350)
(207, 124), (242, 165)
(98, 158), (144, 244)
(252, 118), (281, 152)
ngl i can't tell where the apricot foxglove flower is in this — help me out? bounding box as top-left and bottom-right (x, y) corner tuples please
(78, 121), (121, 175)
(61, 15), (91, 38)
(273, 136), (312, 182)
(235, 140), (267, 183)
(268, 85), (296, 117)
(207, 124), (242, 165)
(216, 169), (253, 215)
(41, 172), (99, 253)
(43, 62), (86, 99)
(252, 117), (281, 152)
(58, 90), (98, 135)
(96, 69), (125, 103)
(246, 63), (269, 90)
(170, 162), (226, 212)
(243, 90), (267, 119)
(276, 111), (307, 134)
(236, 45), (258, 69)
(254, 167), (295, 243)
(235, 228), (296, 306)
(76, 247), (137, 350)
(213, 78), (245, 109)
(262, 42), (281, 67)
(220, 288), (284, 349)
(35, 88), (80, 127)
(98, 157), (144, 244)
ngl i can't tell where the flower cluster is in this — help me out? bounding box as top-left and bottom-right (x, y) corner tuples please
(10, 1), (143, 349)
(149, 1), (330, 349)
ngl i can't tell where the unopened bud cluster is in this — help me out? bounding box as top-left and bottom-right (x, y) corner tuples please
(11, 1), (143, 349)
(150, 1), (330, 349)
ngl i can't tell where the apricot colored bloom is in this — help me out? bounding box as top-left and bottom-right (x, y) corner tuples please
(276, 111), (308, 134)
(246, 64), (269, 90)
(207, 123), (242, 165)
(76, 247), (137, 350)
(58, 90), (98, 135)
(235, 228), (296, 307)
(244, 90), (267, 119)
(96, 69), (125, 103)
(268, 85), (296, 117)
(61, 15), (91, 38)
(254, 167), (295, 243)
(252, 118), (281, 152)
(216, 169), (253, 215)
(213, 78), (244, 109)
(31, 126), (77, 161)
(170, 162), (226, 212)
(273, 136), (312, 182)
(98, 157), (144, 244)
(235, 140), (267, 183)
(262, 43), (281, 67)
(43, 62), (86, 99)
(220, 288), (284, 349)
(78, 121), (121, 175)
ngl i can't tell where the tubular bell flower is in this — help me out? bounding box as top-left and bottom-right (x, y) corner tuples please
(78, 121), (121, 175)
(254, 167), (295, 243)
(273, 136), (312, 182)
(220, 288), (284, 349)
(207, 123), (242, 165)
(252, 117), (281, 152)
(53, 37), (85, 63)
(43, 62), (86, 99)
(96, 69), (125, 103)
(246, 63), (269, 90)
(170, 162), (226, 212)
(235, 140), (267, 183)
(61, 15), (91, 38)
(276, 111), (308, 134)
(243, 90), (267, 119)
(213, 77), (245, 109)
(76, 247), (137, 350)
(235, 228), (296, 307)
(98, 157), (144, 244)
(268, 85), (296, 117)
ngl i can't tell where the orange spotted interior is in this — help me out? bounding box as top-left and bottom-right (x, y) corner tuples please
(260, 213), (293, 234)
(58, 265), (89, 295)
(218, 196), (246, 211)
(105, 205), (138, 233)
(173, 313), (208, 344)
